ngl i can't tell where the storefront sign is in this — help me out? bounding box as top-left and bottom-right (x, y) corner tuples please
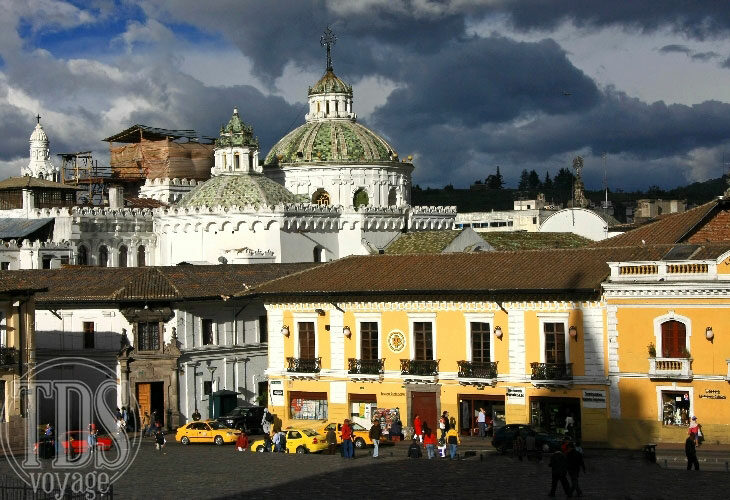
(380, 392), (405, 397)
(506, 387), (525, 404)
(387, 330), (406, 353)
(582, 390), (606, 408)
(269, 380), (284, 406)
(699, 389), (726, 400)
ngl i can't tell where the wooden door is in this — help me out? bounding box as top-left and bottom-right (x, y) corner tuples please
(137, 383), (151, 420)
(298, 322), (315, 359)
(411, 392), (437, 432)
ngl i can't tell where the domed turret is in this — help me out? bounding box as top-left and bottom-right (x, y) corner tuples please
(23, 115), (60, 182)
(212, 107), (261, 176)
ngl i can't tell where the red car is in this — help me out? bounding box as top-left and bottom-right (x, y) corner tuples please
(60, 431), (113, 452)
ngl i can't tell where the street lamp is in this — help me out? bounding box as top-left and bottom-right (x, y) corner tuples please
(206, 363), (217, 419)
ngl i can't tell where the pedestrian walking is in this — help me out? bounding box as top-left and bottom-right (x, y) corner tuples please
(407, 436), (422, 458)
(685, 435), (700, 470)
(565, 412), (575, 438)
(369, 419), (382, 458)
(413, 414), (423, 443)
(566, 442), (586, 496)
(235, 431), (249, 452)
(154, 426), (166, 451)
(326, 427), (337, 455)
(439, 411), (449, 442)
(513, 431), (526, 461)
(390, 419), (403, 441)
(277, 430), (287, 452)
(548, 449), (571, 498)
(688, 416), (701, 446)
(87, 424), (97, 453)
(141, 412), (150, 437)
(341, 419), (354, 459)
(445, 426), (460, 459)
(116, 417), (126, 435)
(477, 408), (486, 438)
(262, 409), (273, 436)
(423, 424), (437, 459)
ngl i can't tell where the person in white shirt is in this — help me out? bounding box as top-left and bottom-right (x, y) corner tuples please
(477, 408), (487, 438)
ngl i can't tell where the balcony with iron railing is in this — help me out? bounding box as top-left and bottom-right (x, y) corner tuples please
(348, 358), (385, 376)
(286, 357), (321, 375)
(0, 347), (19, 373)
(457, 360), (498, 380)
(649, 357), (693, 380)
(530, 362), (573, 385)
(400, 359), (440, 377)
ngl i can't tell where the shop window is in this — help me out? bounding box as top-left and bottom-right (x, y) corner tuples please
(662, 391), (690, 426)
(258, 315), (267, 343)
(360, 322), (378, 360)
(137, 322), (160, 351)
(471, 322), (490, 363)
(83, 322), (95, 349)
(350, 395), (378, 428)
(298, 322), (315, 359)
(202, 319), (214, 345)
(290, 392), (327, 420)
(544, 322), (566, 364)
(413, 322), (433, 360)
(661, 320), (686, 358)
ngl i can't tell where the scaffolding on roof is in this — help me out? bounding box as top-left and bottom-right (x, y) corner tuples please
(58, 151), (111, 204)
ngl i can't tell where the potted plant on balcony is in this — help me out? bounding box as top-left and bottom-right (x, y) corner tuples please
(647, 342), (656, 358)
(681, 347), (691, 359)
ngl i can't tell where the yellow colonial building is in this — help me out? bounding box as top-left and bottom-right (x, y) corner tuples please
(252, 239), (730, 448)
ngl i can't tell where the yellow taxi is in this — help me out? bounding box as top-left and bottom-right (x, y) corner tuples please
(250, 427), (327, 454)
(318, 422), (374, 449)
(176, 420), (240, 445)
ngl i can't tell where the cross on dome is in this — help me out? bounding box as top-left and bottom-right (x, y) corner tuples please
(320, 26), (336, 71)
(36, 114), (41, 124)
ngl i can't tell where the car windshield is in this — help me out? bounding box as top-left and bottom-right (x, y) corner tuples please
(302, 429), (319, 437)
(351, 423), (366, 431)
(208, 422), (228, 430)
(226, 409), (244, 416)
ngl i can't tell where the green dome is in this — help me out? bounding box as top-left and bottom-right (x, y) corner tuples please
(265, 120), (397, 165)
(308, 70), (352, 96)
(216, 108), (259, 149)
(177, 174), (305, 208)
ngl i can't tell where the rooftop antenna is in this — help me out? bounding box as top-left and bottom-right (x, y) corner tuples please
(602, 152), (608, 208)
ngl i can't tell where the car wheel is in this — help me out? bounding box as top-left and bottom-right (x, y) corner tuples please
(296, 446), (308, 454)
(256, 445), (265, 452)
(181, 436), (190, 445)
(354, 438), (366, 449)
(214, 435), (224, 446)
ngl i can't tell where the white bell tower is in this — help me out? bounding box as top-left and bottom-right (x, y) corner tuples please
(23, 115), (60, 182)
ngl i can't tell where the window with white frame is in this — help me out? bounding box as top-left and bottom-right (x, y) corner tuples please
(653, 312), (691, 359)
(538, 314), (570, 364)
(413, 322), (433, 360)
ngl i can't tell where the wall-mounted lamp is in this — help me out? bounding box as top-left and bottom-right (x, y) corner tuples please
(569, 326), (578, 341)
(494, 326), (503, 340)
(315, 308), (326, 316)
(281, 325), (290, 337)
(706, 326), (714, 342)
(343, 326), (352, 338)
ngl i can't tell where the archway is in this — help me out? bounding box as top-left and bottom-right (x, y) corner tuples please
(388, 187), (398, 206)
(353, 188), (369, 210)
(312, 189), (330, 206)
(137, 245), (146, 267)
(98, 245), (108, 267)
(77, 245), (88, 266)
(119, 245), (128, 268)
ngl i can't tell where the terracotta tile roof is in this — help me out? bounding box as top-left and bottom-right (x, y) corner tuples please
(592, 199), (719, 247)
(481, 232), (591, 251)
(0, 274), (47, 295)
(124, 197), (168, 208)
(0, 176), (80, 191)
(251, 245), (730, 299)
(3, 263), (318, 304)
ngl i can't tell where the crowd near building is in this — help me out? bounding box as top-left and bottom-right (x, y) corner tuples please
(0, 33), (729, 451)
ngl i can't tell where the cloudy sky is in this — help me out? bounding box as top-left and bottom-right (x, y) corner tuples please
(3, 0), (730, 190)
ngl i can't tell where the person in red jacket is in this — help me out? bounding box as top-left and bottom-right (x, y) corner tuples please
(341, 419), (354, 459)
(413, 414), (423, 443)
(423, 423), (437, 459)
(235, 431), (249, 452)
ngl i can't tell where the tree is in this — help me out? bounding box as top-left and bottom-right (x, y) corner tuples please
(485, 166), (504, 189)
(518, 169), (530, 190)
(553, 167), (575, 205)
(528, 170), (541, 190)
(543, 171), (553, 191)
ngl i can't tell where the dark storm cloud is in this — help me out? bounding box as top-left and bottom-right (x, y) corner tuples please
(657, 45), (719, 62)
(493, 0), (730, 40)
(658, 44), (691, 55)
(0, 102), (34, 161)
(691, 51), (720, 61)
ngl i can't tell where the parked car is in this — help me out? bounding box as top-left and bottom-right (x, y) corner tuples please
(216, 406), (265, 434)
(176, 420), (240, 445)
(491, 424), (563, 453)
(250, 427), (327, 454)
(317, 422), (374, 449)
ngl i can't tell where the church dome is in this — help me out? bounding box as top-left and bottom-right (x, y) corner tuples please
(177, 173), (305, 208)
(30, 123), (48, 143)
(265, 120), (397, 165)
(308, 70), (352, 96)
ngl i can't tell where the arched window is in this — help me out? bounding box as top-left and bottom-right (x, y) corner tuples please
(388, 188), (398, 206)
(661, 320), (686, 358)
(312, 189), (330, 206)
(119, 245), (128, 268)
(77, 245), (88, 266)
(137, 245), (146, 267)
(98, 246), (108, 267)
(353, 188), (369, 210)
(313, 246), (326, 263)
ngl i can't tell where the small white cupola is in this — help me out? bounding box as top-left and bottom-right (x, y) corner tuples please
(23, 114), (60, 182)
(212, 107), (262, 176)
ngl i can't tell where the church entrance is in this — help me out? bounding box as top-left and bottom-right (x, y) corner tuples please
(137, 382), (165, 427)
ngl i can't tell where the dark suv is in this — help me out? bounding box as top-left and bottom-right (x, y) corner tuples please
(216, 406), (266, 434)
(491, 424), (563, 453)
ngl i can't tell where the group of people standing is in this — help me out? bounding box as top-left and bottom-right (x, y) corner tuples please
(407, 411), (461, 459)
